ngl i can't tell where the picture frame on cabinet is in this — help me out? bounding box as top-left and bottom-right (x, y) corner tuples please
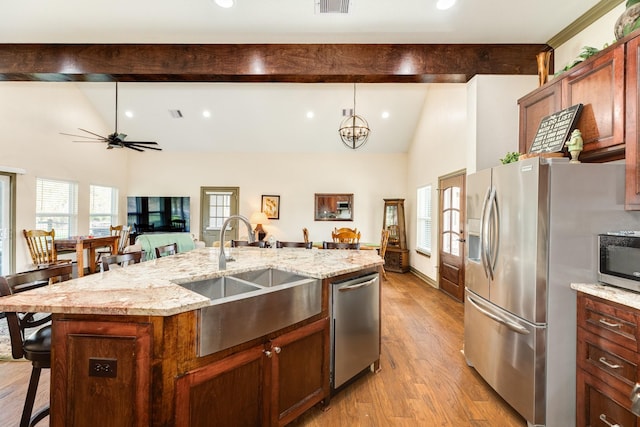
(261, 195), (280, 219)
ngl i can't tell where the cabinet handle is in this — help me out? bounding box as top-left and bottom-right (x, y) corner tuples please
(599, 318), (622, 328)
(274, 346), (281, 354)
(599, 413), (621, 427)
(599, 357), (622, 369)
(264, 350), (273, 358)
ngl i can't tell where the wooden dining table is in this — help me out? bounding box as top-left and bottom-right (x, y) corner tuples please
(54, 235), (119, 277)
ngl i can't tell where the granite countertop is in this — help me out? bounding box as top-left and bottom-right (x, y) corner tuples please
(571, 283), (640, 311)
(0, 247), (383, 317)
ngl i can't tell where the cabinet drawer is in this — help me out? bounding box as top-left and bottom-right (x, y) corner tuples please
(579, 294), (639, 351)
(579, 327), (639, 391)
(578, 369), (639, 427)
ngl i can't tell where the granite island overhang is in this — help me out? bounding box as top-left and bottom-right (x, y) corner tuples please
(0, 247), (384, 427)
(0, 246), (384, 316)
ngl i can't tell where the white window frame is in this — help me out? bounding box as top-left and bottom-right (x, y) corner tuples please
(416, 184), (432, 256)
(89, 185), (119, 236)
(36, 177), (78, 239)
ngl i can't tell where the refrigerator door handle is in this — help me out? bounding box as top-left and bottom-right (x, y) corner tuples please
(479, 186), (492, 279)
(467, 295), (530, 335)
(488, 187), (499, 276)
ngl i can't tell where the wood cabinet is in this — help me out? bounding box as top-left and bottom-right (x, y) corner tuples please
(576, 292), (640, 426)
(626, 34), (640, 210)
(175, 317), (329, 427)
(518, 43), (625, 163)
(50, 319), (152, 427)
(383, 198), (409, 273)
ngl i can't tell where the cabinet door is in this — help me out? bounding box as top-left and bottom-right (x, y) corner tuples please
(175, 344), (268, 427)
(268, 317), (330, 427)
(577, 369), (640, 427)
(518, 80), (562, 154)
(626, 35), (640, 210)
(50, 319), (152, 427)
(562, 44), (625, 162)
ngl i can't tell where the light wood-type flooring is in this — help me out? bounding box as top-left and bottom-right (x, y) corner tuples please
(0, 271), (526, 426)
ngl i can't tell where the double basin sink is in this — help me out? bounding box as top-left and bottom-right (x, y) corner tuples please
(176, 268), (321, 356)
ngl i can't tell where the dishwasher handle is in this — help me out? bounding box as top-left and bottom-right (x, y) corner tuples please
(338, 277), (377, 292)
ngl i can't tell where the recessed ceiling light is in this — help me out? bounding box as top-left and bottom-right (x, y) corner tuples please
(436, 0), (456, 10)
(125, 110), (133, 118)
(214, 0), (235, 8)
(306, 111), (315, 119)
(203, 110), (211, 118)
(381, 111), (390, 119)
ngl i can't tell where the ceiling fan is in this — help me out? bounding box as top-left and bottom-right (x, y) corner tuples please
(60, 82), (162, 152)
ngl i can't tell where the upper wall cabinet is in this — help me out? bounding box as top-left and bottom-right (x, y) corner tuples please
(625, 34), (640, 209)
(518, 43), (625, 163)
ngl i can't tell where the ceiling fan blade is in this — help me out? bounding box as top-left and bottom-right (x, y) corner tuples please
(78, 128), (110, 139)
(71, 140), (107, 144)
(123, 141), (159, 145)
(125, 145), (144, 152)
(127, 143), (163, 151)
(60, 132), (103, 140)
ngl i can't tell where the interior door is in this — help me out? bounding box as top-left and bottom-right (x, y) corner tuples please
(200, 187), (239, 247)
(438, 171), (466, 302)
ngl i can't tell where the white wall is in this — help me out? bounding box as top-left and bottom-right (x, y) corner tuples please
(127, 151), (407, 246)
(554, 3), (625, 73)
(467, 75), (538, 173)
(406, 84), (468, 283)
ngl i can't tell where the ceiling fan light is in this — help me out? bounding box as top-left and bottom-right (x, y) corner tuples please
(436, 0), (456, 10)
(214, 0), (235, 8)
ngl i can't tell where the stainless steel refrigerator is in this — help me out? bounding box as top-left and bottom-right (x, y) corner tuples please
(464, 157), (639, 427)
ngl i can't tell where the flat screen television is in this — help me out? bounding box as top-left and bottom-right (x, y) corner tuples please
(127, 196), (190, 234)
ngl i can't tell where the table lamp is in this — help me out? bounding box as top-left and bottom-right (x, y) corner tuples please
(250, 211), (269, 241)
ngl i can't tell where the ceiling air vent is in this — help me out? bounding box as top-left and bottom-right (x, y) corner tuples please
(315, 0), (350, 14)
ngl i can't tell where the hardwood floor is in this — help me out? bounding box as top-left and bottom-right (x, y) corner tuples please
(0, 272), (525, 426)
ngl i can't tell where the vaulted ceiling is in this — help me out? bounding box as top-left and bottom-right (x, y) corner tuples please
(0, 0), (615, 152)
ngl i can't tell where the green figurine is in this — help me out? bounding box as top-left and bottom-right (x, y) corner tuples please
(565, 129), (583, 164)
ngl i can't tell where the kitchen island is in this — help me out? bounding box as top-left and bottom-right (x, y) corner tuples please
(0, 247), (383, 427)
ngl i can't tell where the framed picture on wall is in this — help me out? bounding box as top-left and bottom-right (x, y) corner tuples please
(261, 195), (280, 219)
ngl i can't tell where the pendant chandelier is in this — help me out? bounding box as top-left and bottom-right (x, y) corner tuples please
(339, 83), (370, 150)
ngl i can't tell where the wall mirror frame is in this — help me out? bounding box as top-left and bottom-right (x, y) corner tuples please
(314, 193), (354, 221)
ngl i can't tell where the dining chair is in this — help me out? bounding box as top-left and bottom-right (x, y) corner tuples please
(322, 241), (360, 250)
(231, 240), (266, 248)
(22, 229), (71, 269)
(379, 229), (390, 280)
(302, 228), (309, 244)
(101, 251), (142, 271)
(155, 242), (178, 258)
(276, 241), (313, 249)
(0, 263), (73, 427)
(331, 228), (361, 243)
(95, 225), (131, 263)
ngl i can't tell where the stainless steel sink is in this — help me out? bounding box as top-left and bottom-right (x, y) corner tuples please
(179, 276), (262, 300)
(176, 268), (322, 356)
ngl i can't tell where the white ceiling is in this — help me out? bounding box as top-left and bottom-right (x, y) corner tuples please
(2, 0), (605, 153)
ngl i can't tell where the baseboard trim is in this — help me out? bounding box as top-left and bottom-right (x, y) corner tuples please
(409, 267), (438, 289)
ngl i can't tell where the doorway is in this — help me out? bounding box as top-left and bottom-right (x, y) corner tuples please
(438, 170), (466, 302)
(200, 187), (239, 247)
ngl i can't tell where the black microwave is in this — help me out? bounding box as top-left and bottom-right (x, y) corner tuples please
(598, 232), (640, 293)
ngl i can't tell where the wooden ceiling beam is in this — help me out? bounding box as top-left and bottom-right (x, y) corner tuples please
(0, 43), (550, 83)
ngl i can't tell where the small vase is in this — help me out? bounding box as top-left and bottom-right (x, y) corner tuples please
(536, 51), (552, 86)
(615, 3), (640, 40)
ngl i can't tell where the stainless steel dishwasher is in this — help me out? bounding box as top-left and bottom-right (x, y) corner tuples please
(331, 272), (380, 388)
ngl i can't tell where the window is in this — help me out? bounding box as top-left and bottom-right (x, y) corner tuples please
(90, 185), (118, 236)
(416, 185), (432, 255)
(36, 178), (78, 238)
(206, 191), (233, 229)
